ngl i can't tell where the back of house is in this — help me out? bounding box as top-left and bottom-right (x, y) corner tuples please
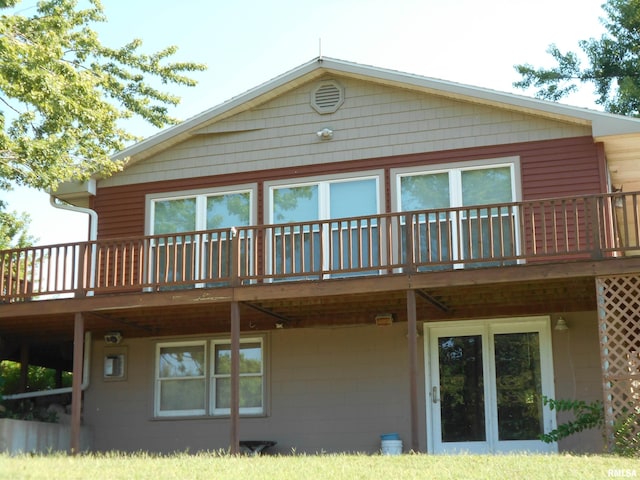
(3, 57), (640, 455)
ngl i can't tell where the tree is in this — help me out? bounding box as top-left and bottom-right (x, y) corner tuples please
(0, 200), (34, 249)
(514, 0), (640, 116)
(0, 0), (206, 192)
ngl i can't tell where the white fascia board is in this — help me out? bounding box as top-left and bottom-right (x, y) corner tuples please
(50, 178), (96, 198)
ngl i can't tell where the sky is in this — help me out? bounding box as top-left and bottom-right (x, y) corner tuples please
(2, 0), (608, 246)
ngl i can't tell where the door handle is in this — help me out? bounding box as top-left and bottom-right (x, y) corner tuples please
(432, 386), (439, 404)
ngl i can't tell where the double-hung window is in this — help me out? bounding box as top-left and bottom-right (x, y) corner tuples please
(267, 174), (382, 278)
(148, 187), (254, 286)
(395, 159), (520, 269)
(155, 338), (265, 417)
(212, 339), (264, 415)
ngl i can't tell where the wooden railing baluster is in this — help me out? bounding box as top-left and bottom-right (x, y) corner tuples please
(3, 192), (640, 302)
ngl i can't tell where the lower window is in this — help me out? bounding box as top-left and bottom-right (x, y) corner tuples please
(155, 337), (264, 417)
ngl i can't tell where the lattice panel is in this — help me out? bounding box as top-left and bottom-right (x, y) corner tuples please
(596, 275), (640, 449)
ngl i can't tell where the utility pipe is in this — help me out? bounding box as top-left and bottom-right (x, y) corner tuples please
(3, 332), (92, 401)
(49, 196), (98, 295)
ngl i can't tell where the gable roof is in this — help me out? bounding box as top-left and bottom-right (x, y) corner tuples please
(53, 57), (640, 204)
(113, 57), (640, 165)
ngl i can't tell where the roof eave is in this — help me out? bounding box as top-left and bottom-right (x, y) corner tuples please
(111, 56), (640, 166)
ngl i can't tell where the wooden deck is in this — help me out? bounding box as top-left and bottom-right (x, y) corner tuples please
(2, 190), (640, 346)
(3, 191), (640, 455)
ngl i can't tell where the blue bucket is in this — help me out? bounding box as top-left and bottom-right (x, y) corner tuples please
(380, 433), (400, 441)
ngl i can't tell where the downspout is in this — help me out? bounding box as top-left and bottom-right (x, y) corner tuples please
(3, 332), (92, 400)
(49, 195), (98, 242)
(50, 195), (98, 295)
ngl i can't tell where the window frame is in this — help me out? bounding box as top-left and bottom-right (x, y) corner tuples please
(391, 157), (521, 213)
(145, 185), (257, 287)
(264, 171), (384, 277)
(211, 337), (265, 416)
(391, 157), (522, 268)
(155, 340), (207, 417)
(145, 184), (258, 236)
(153, 336), (266, 418)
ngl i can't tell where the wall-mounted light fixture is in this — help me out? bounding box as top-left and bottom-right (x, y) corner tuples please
(375, 313), (394, 326)
(104, 331), (122, 344)
(555, 316), (569, 331)
(316, 127), (334, 140)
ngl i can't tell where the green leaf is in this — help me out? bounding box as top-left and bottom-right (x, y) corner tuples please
(514, 0), (640, 116)
(0, 0), (206, 192)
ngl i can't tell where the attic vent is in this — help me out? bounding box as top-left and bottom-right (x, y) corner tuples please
(311, 80), (344, 114)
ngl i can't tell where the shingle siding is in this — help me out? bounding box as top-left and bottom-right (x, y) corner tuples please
(99, 77), (591, 189)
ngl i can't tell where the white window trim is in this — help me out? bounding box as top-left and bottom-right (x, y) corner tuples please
(264, 170), (385, 225)
(155, 340), (207, 417)
(391, 158), (522, 268)
(264, 171), (384, 277)
(145, 183), (258, 236)
(390, 156), (522, 213)
(154, 337), (266, 418)
(211, 337), (265, 416)
(423, 316), (557, 454)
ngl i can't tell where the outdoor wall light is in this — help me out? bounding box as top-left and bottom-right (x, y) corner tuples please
(555, 317), (569, 331)
(104, 331), (122, 344)
(316, 127), (334, 140)
(375, 313), (394, 326)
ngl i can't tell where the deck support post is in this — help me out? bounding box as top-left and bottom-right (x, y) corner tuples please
(70, 312), (84, 455)
(230, 301), (241, 455)
(406, 289), (420, 452)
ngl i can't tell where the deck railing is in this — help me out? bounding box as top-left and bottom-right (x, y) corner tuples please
(2, 191), (639, 302)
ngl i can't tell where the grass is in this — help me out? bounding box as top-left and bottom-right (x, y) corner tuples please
(1, 452), (639, 480)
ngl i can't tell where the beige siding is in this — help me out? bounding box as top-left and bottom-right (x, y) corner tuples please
(552, 311), (605, 454)
(84, 312), (603, 454)
(84, 322), (425, 454)
(102, 77), (590, 188)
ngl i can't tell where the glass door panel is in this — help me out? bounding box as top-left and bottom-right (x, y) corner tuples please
(399, 172), (453, 271)
(427, 318), (557, 454)
(204, 193), (251, 283)
(272, 185), (320, 277)
(330, 179), (379, 275)
(152, 198), (197, 287)
(494, 332), (543, 441)
(438, 335), (486, 443)
(461, 167), (517, 266)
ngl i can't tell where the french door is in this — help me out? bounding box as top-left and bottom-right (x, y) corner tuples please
(425, 317), (557, 454)
(269, 177), (380, 278)
(397, 163), (520, 269)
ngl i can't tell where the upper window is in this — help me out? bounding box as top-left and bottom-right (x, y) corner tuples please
(396, 163), (516, 212)
(270, 176), (379, 224)
(267, 175), (382, 276)
(149, 188), (254, 235)
(393, 159), (520, 268)
(155, 338), (264, 417)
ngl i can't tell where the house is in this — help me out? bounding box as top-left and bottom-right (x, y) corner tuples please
(1, 57), (640, 455)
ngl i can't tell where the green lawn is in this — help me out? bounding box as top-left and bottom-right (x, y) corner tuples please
(1, 452), (639, 480)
